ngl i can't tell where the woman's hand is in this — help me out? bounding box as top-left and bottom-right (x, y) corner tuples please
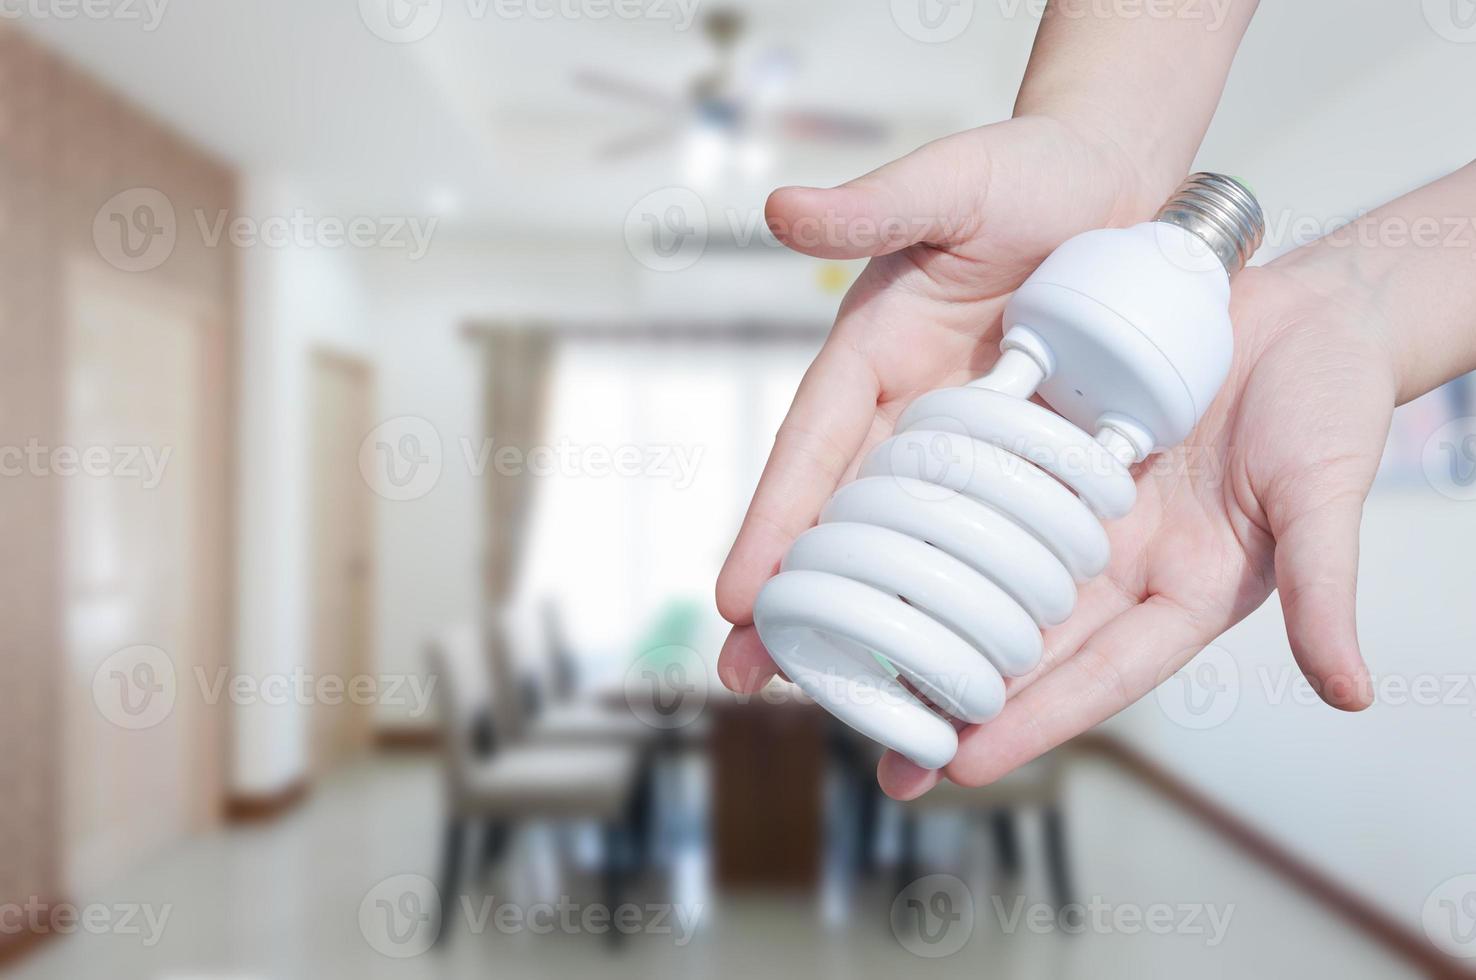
(877, 255), (1398, 797)
(715, 121), (1419, 799)
(717, 114), (1170, 642)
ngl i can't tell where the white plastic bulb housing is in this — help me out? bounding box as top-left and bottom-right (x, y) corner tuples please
(1003, 220), (1232, 456)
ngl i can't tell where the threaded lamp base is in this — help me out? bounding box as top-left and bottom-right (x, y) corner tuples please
(1154, 173), (1265, 276)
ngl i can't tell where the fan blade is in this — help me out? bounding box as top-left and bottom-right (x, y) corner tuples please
(778, 108), (888, 144)
(573, 68), (684, 113)
(596, 124), (683, 161)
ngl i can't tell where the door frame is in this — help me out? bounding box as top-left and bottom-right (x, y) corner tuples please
(307, 347), (377, 775)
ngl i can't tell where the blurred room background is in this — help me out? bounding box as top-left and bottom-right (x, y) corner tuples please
(2, 1), (1475, 977)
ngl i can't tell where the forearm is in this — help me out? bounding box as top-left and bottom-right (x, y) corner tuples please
(1015, 0), (1259, 201)
(1279, 161), (1476, 404)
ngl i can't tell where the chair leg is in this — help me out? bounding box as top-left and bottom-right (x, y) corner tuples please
(435, 816), (467, 946)
(857, 770), (882, 877)
(602, 821), (626, 947)
(989, 808), (1021, 879)
(894, 808), (918, 895)
(478, 819), (509, 877)
(1042, 804), (1076, 917)
(631, 754), (656, 870)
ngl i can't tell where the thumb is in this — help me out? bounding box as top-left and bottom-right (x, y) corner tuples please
(764, 136), (985, 260)
(1267, 486), (1374, 711)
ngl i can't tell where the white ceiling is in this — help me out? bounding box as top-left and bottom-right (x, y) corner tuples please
(18, 0), (1476, 242)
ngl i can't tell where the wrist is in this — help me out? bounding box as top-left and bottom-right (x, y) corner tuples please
(1268, 239), (1407, 398)
(1013, 106), (1196, 225)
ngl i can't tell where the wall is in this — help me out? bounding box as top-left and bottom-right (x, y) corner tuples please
(354, 239), (639, 730)
(0, 24), (235, 932)
(231, 176), (372, 794)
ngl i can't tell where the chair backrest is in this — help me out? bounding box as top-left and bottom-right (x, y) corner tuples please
(427, 623), (495, 796)
(540, 598), (580, 703)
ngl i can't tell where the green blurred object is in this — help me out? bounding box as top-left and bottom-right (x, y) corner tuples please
(631, 598), (703, 667)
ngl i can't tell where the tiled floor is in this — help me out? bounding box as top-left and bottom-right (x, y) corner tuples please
(7, 753), (1419, 980)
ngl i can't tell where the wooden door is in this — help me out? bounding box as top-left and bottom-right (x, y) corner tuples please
(309, 352), (375, 774)
(62, 262), (224, 896)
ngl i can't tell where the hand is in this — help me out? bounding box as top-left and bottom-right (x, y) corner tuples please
(717, 113), (1167, 631)
(716, 123), (1395, 798)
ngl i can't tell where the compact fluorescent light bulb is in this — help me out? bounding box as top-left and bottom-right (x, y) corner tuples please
(753, 173), (1265, 769)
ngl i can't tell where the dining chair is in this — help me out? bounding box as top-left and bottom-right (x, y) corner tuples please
(427, 624), (644, 945)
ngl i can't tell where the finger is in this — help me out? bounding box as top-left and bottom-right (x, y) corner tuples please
(764, 137), (985, 260)
(717, 625), (782, 694)
(716, 339), (879, 624)
(1005, 575), (1140, 696)
(946, 596), (1207, 787)
(1267, 487), (1373, 711)
(875, 579), (1138, 799)
(878, 750), (943, 801)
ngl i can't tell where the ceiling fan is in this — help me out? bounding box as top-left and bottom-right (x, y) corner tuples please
(573, 7), (889, 163)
